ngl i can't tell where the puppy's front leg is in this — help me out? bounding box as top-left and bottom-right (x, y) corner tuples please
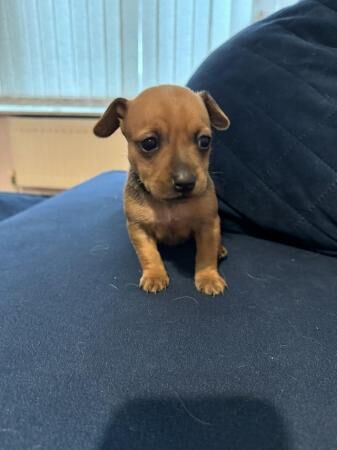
(195, 217), (227, 296)
(127, 222), (169, 293)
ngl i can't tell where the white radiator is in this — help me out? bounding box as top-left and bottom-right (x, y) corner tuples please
(8, 117), (128, 190)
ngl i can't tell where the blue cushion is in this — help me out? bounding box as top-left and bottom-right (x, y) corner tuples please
(1, 171), (337, 449)
(188, 0), (337, 255)
(0, 192), (47, 222)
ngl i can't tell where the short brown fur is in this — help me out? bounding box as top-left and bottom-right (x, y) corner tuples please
(94, 85), (230, 295)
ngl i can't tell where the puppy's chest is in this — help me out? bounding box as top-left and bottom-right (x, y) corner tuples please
(151, 203), (195, 244)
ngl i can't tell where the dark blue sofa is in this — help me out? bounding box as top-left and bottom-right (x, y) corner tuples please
(1, 1), (337, 449)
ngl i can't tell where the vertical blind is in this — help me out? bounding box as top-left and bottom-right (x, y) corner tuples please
(0, 0), (296, 108)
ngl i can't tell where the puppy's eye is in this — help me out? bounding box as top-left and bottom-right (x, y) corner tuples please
(139, 136), (159, 152)
(197, 135), (211, 151)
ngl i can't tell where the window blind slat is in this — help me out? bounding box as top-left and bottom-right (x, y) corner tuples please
(157, 0), (176, 85)
(22, 0), (45, 97)
(0, 0), (18, 96)
(67, 0), (90, 97)
(120, 0), (139, 96)
(104, 0), (123, 96)
(174, 0), (194, 84)
(230, 0), (253, 36)
(210, 0), (231, 51)
(192, 0), (212, 69)
(141, 0), (158, 90)
(87, 0), (106, 97)
(52, 0), (76, 96)
(36, 0), (61, 96)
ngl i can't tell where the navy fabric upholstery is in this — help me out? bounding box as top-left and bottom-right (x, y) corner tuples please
(0, 192), (47, 222)
(188, 0), (337, 255)
(1, 172), (337, 450)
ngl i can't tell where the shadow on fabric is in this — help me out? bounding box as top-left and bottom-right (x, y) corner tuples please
(100, 395), (291, 450)
(159, 240), (196, 278)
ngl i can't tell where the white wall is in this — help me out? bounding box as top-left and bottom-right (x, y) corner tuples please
(0, 117), (14, 191)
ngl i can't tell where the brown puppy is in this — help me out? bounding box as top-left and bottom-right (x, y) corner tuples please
(94, 85), (230, 295)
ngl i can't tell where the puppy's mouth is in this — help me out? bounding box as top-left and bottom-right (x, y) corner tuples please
(154, 189), (203, 202)
(136, 174), (206, 201)
(150, 183), (210, 202)
(172, 191), (193, 200)
(146, 188), (193, 202)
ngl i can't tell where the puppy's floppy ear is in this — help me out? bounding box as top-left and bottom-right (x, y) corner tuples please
(199, 91), (230, 130)
(93, 98), (128, 137)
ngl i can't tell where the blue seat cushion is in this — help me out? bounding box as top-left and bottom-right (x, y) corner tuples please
(0, 172), (336, 449)
(188, 0), (337, 255)
(0, 192), (48, 222)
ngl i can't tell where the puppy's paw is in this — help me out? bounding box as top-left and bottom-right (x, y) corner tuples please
(195, 270), (228, 296)
(218, 244), (228, 260)
(140, 270), (169, 293)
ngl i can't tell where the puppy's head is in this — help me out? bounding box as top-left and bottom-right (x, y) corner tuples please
(94, 85), (229, 200)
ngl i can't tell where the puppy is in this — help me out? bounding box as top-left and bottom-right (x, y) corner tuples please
(94, 85), (230, 295)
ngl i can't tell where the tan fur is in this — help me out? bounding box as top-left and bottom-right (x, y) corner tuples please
(94, 85), (230, 295)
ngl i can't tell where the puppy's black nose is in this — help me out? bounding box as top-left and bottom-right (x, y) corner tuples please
(173, 170), (196, 193)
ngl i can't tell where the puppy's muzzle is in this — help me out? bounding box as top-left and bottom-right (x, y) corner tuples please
(172, 168), (196, 194)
